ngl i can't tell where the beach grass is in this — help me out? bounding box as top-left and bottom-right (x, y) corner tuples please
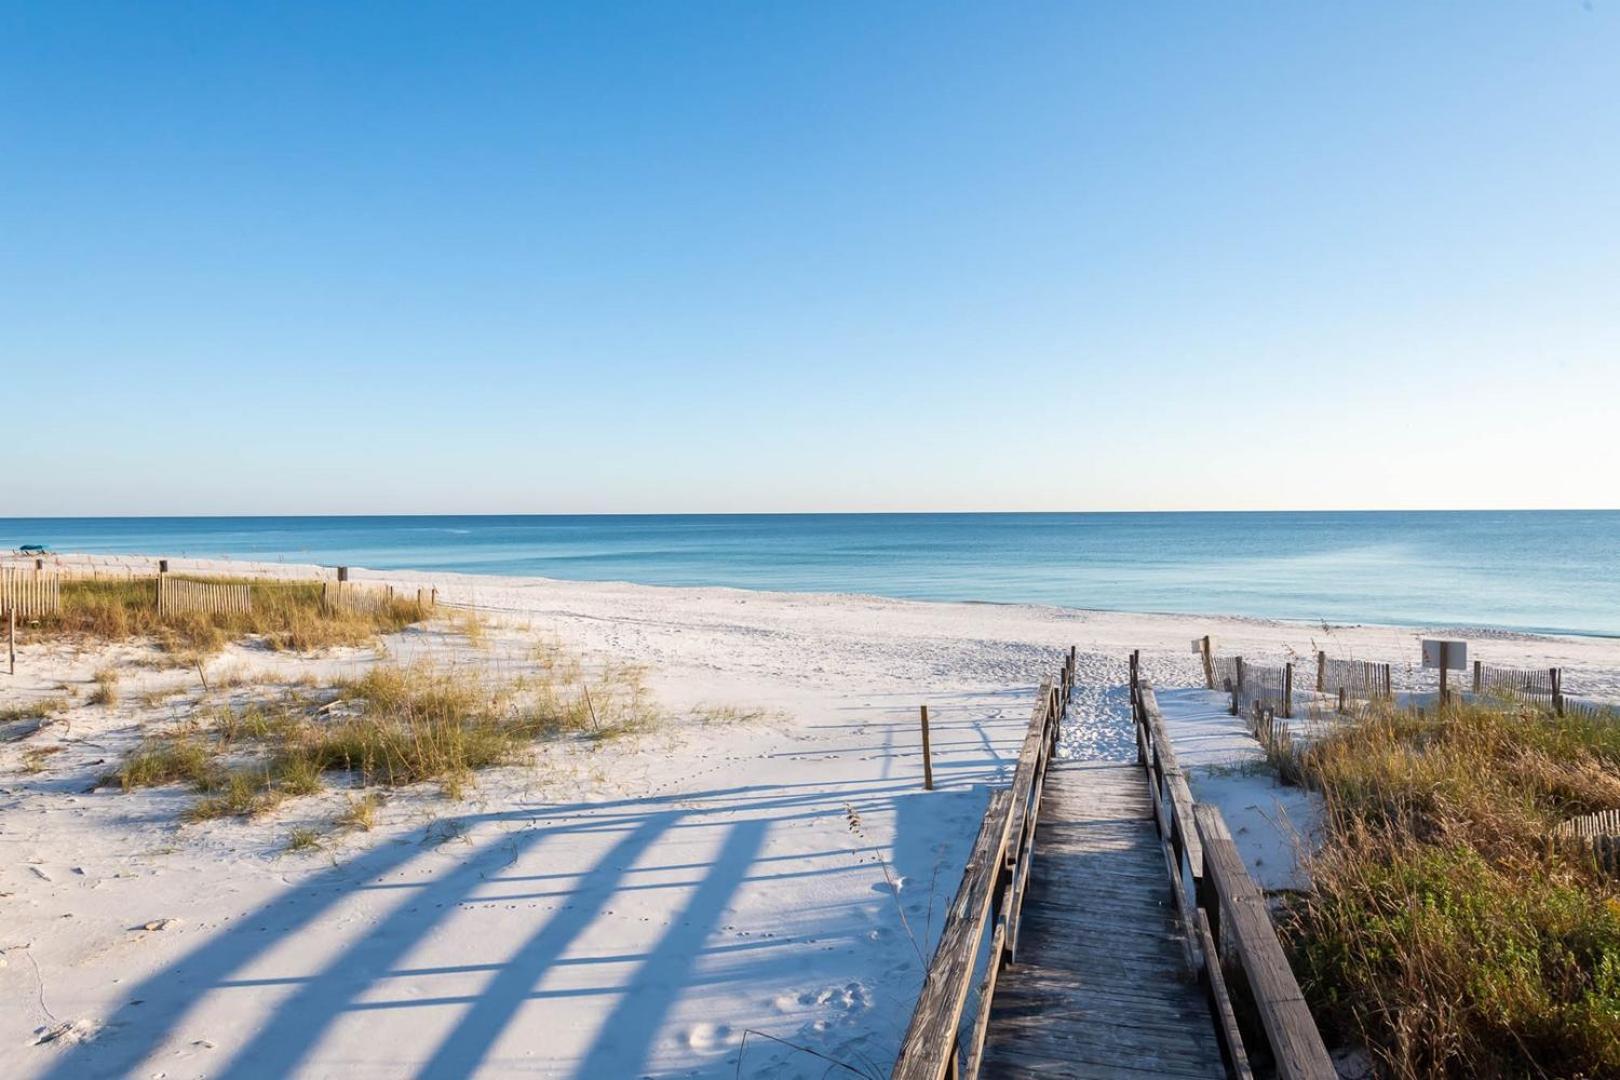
(39, 577), (427, 655)
(0, 697), (68, 725)
(1282, 698), (1620, 1078)
(107, 648), (662, 819)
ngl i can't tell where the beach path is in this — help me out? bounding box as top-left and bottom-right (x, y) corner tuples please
(978, 759), (1226, 1078)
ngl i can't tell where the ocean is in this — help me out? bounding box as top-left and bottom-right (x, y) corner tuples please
(1, 512), (1615, 637)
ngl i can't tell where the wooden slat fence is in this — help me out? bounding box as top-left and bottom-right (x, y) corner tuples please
(1562, 698), (1618, 724)
(0, 569), (62, 617)
(892, 647), (1075, 1080)
(1473, 661), (1564, 713)
(321, 581), (433, 615)
(1231, 660), (1294, 720)
(1316, 653), (1391, 706)
(1556, 809), (1620, 877)
(156, 576), (252, 617)
(1211, 654), (1295, 719)
(1131, 658), (1334, 1080)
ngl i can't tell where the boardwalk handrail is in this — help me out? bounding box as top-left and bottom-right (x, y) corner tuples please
(1130, 652), (1335, 1080)
(892, 647), (1075, 1080)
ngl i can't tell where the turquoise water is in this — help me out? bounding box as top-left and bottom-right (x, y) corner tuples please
(1, 512), (1615, 636)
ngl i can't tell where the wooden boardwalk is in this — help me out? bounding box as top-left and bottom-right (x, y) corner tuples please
(978, 760), (1226, 1079)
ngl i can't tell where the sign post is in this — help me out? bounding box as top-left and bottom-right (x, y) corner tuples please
(1421, 639), (1468, 705)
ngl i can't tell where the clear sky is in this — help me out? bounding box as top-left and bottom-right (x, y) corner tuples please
(3, 3), (1616, 515)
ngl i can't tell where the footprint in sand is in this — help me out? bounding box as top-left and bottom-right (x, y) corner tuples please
(685, 1021), (732, 1051)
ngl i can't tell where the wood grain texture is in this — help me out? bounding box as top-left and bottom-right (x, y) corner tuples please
(978, 761), (1227, 1079)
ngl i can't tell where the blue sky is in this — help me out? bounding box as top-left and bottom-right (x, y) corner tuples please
(3, 3), (1616, 514)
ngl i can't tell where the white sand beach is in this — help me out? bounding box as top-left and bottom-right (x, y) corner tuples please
(3, 555), (1617, 1079)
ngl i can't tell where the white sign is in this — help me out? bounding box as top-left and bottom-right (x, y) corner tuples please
(1421, 639), (1468, 670)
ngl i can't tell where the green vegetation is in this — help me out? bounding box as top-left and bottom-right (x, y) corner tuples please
(1283, 699), (1620, 1078)
(40, 577), (428, 655)
(286, 827), (323, 852)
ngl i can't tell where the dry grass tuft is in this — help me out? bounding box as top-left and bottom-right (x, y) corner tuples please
(1, 698), (68, 725)
(337, 792), (384, 831)
(286, 826), (323, 852)
(21, 745), (64, 774)
(88, 667), (120, 706)
(1282, 699), (1620, 1078)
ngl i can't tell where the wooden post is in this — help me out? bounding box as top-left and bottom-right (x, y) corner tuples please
(920, 705), (934, 791)
(158, 559), (169, 574)
(1282, 662), (1294, 719)
(1228, 657), (1244, 716)
(1439, 642), (1450, 706)
(1472, 659), (1482, 695)
(1316, 651), (1326, 694)
(1200, 635), (1215, 690)
(7, 606), (14, 676)
(337, 566), (349, 583)
(1337, 687), (1347, 715)
(34, 558), (43, 571)
(1551, 668), (1563, 716)
(156, 573), (165, 616)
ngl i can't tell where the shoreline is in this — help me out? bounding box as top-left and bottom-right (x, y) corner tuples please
(8, 549), (1616, 646)
(10, 551), (1619, 700)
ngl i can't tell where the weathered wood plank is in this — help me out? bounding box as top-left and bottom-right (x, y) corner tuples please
(980, 762), (1226, 1079)
(1193, 804), (1334, 1080)
(893, 788), (1013, 1080)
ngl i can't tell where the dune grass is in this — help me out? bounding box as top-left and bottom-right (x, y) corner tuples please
(88, 667), (120, 706)
(38, 577), (427, 655)
(1282, 699), (1620, 1078)
(0, 697), (67, 725)
(107, 651), (662, 820)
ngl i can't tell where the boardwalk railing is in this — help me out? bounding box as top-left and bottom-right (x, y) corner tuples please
(892, 647), (1075, 1080)
(0, 568), (62, 617)
(1131, 652), (1334, 1080)
(157, 575), (252, 617)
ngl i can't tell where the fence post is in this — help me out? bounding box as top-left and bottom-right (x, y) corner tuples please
(920, 705), (934, 791)
(1337, 687), (1346, 714)
(1552, 668), (1563, 716)
(1200, 635), (1215, 689)
(7, 606), (14, 676)
(156, 573), (165, 616)
(1282, 663), (1294, 719)
(1316, 651), (1326, 693)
